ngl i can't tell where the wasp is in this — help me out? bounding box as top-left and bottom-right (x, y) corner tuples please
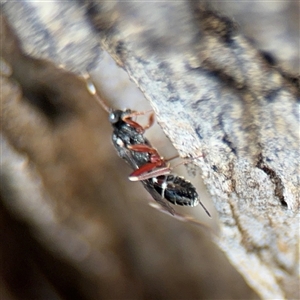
(85, 76), (211, 217)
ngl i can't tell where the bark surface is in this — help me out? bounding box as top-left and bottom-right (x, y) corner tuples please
(1, 1), (299, 299)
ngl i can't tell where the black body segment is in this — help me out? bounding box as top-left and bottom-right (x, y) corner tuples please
(152, 175), (199, 207)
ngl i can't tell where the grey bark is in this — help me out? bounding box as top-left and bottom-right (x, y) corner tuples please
(0, 10), (258, 300)
(1, 1), (299, 299)
(85, 2), (300, 298)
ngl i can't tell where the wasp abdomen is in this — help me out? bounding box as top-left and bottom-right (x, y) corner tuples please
(152, 175), (199, 207)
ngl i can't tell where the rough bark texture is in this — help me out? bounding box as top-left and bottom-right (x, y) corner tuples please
(85, 2), (300, 299)
(1, 1), (299, 299)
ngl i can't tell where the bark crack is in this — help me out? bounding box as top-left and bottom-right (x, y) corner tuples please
(256, 154), (286, 207)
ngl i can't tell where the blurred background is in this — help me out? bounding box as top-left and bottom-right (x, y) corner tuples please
(1, 1), (298, 299)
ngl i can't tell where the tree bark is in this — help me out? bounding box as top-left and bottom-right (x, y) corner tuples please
(85, 2), (300, 298)
(1, 1), (299, 299)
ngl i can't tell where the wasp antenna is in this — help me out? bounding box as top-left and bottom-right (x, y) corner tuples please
(93, 88), (111, 113)
(82, 73), (111, 113)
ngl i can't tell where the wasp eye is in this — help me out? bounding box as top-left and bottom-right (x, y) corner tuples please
(109, 112), (118, 124)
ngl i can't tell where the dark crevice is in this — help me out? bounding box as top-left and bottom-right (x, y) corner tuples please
(265, 88), (281, 103)
(195, 126), (203, 139)
(212, 165), (218, 172)
(217, 114), (237, 155)
(256, 154), (287, 207)
(22, 86), (69, 121)
(190, 4), (238, 46)
(222, 134), (237, 155)
(167, 96), (180, 103)
(115, 40), (126, 57)
(260, 50), (277, 66)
